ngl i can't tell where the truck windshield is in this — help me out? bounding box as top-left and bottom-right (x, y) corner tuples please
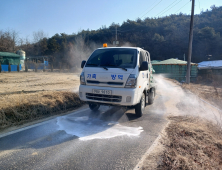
(85, 48), (137, 69)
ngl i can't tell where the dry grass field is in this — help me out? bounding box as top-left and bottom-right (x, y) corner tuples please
(0, 72), (84, 129)
(158, 116), (222, 170)
(141, 116), (222, 170)
(182, 76), (222, 110)
(0, 72), (80, 94)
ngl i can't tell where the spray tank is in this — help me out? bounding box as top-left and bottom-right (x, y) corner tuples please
(16, 49), (26, 70)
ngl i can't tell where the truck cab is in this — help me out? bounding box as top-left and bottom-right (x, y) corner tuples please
(79, 45), (155, 117)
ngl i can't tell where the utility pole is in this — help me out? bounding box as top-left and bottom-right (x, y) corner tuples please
(113, 25), (119, 46)
(186, 0), (195, 84)
(115, 25), (117, 47)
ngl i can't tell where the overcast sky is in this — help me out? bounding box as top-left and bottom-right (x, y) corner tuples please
(1, 0), (222, 41)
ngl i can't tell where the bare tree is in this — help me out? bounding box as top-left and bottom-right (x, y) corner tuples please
(33, 30), (47, 43)
(10, 30), (19, 51)
(18, 36), (35, 56)
(18, 38), (24, 46)
(33, 30), (48, 55)
(0, 29), (19, 52)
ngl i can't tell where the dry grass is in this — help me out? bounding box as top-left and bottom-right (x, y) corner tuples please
(141, 116), (222, 170)
(157, 116), (222, 170)
(0, 72), (83, 129)
(0, 72), (80, 94)
(0, 91), (84, 129)
(175, 76), (222, 110)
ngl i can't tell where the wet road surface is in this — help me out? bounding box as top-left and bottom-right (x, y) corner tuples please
(0, 95), (168, 170)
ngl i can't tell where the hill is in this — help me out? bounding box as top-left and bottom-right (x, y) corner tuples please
(15, 5), (222, 66)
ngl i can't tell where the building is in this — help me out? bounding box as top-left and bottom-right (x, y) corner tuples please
(151, 60), (160, 64)
(198, 60), (222, 81)
(198, 60), (222, 69)
(26, 56), (50, 70)
(152, 58), (198, 81)
(0, 52), (21, 71)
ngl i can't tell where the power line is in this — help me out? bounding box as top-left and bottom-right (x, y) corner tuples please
(118, 1), (188, 33)
(155, 0), (179, 17)
(108, 0), (192, 36)
(175, 1), (191, 13)
(157, 0), (183, 17)
(138, 1), (158, 18)
(141, 0), (163, 19)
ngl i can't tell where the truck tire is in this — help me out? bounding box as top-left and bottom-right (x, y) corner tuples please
(135, 93), (145, 117)
(89, 103), (100, 111)
(148, 88), (155, 104)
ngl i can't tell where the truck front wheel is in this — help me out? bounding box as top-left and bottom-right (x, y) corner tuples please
(89, 103), (100, 111)
(135, 93), (145, 117)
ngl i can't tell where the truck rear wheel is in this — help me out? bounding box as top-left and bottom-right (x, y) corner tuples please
(89, 103), (100, 111)
(135, 93), (145, 117)
(148, 88), (155, 104)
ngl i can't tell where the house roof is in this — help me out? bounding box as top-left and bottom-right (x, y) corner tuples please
(151, 60), (160, 64)
(152, 58), (197, 65)
(198, 60), (222, 69)
(0, 52), (22, 58)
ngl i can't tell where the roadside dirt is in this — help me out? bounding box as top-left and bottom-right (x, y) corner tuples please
(141, 116), (222, 170)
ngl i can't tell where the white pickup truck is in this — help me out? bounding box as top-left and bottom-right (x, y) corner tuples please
(79, 45), (156, 117)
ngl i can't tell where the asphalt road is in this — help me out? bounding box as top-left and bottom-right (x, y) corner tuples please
(5, 76), (220, 170)
(1, 77), (221, 170)
(0, 90), (169, 170)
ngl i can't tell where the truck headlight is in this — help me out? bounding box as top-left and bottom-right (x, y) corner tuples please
(125, 74), (137, 88)
(80, 72), (86, 85)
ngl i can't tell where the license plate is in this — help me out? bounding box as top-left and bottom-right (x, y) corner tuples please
(92, 89), (112, 95)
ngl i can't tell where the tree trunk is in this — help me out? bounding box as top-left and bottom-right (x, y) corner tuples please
(51, 63), (53, 72)
(35, 63), (37, 72)
(25, 61), (28, 72)
(8, 63), (11, 72)
(60, 62), (62, 72)
(17, 64), (20, 72)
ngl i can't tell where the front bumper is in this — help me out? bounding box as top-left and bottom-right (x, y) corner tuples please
(79, 85), (139, 106)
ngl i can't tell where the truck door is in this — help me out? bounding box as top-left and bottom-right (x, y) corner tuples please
(146, 52), (153, 84)
(145, 52), (150, 81)
(138, 50), (149, 92)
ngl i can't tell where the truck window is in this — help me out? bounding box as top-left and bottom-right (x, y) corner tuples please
(146, 52), (152, 71)
(146, 52), (150, 63)
(139, 50), (146, 66)
(86, 48), (137, 68)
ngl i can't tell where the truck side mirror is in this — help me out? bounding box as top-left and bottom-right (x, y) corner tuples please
(139, 61), (148, 71)
(81, 60), (86, 68)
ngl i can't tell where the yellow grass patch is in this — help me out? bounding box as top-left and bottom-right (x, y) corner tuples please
(156, 116), (222, 169)
(0, 91), (84, 129)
